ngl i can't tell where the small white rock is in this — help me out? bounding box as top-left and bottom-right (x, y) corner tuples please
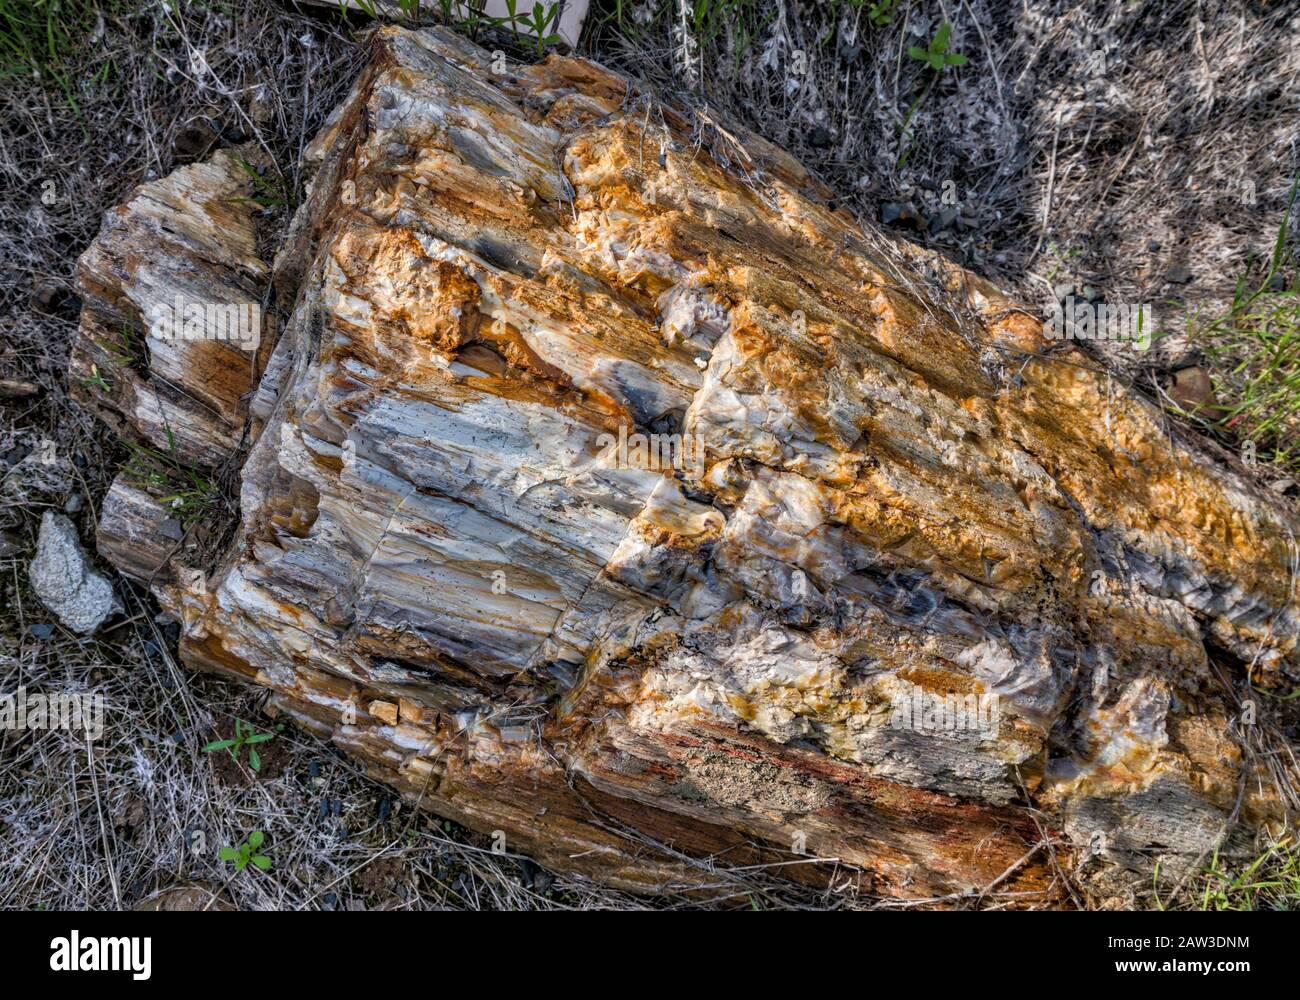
(28, 511), (121, 634)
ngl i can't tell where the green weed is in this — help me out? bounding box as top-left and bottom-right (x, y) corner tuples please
(220, 830), (272, 872)
(897, 22), (968, 169)
(907, 21), (967, 72)
(1192, 178), (1299, 473)
(1200, 837), (1300, 911)
(123, 429), (222, 529)
(202, 717), (281, 773)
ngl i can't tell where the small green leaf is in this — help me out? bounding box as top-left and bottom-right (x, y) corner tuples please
(933, 22), (952, 50)
(219, 846), (238, 861)
(235, 855), (249, 871)
(252, 854), (272, 871)
(249, 748), (261, 772)
(245, 733), (274, 744)
(929, 53), (944, 70)
(947, 53), (967, 66)
(248, 830), (264, 849)
(202, 739), (235, 752)
(907, 45), (927, 61)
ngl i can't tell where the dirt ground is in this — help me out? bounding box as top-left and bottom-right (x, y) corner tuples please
(1, 0), (1296, 910)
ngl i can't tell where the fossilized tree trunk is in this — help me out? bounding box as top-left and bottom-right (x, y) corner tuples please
(71, 26), (1300, 902)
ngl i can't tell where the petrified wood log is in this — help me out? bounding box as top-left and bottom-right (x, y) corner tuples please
(72, 26), (1300, 902)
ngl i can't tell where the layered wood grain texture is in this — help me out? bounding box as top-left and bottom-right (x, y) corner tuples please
(72, 26), (1300, 902)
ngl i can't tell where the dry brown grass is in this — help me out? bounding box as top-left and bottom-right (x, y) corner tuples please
(589, 1), (1298, 299)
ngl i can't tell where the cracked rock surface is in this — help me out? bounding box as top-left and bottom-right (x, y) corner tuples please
(72, 26), (1300, 901)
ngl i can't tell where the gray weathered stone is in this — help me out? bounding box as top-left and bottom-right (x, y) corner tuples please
(28, 511), (120, 634)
